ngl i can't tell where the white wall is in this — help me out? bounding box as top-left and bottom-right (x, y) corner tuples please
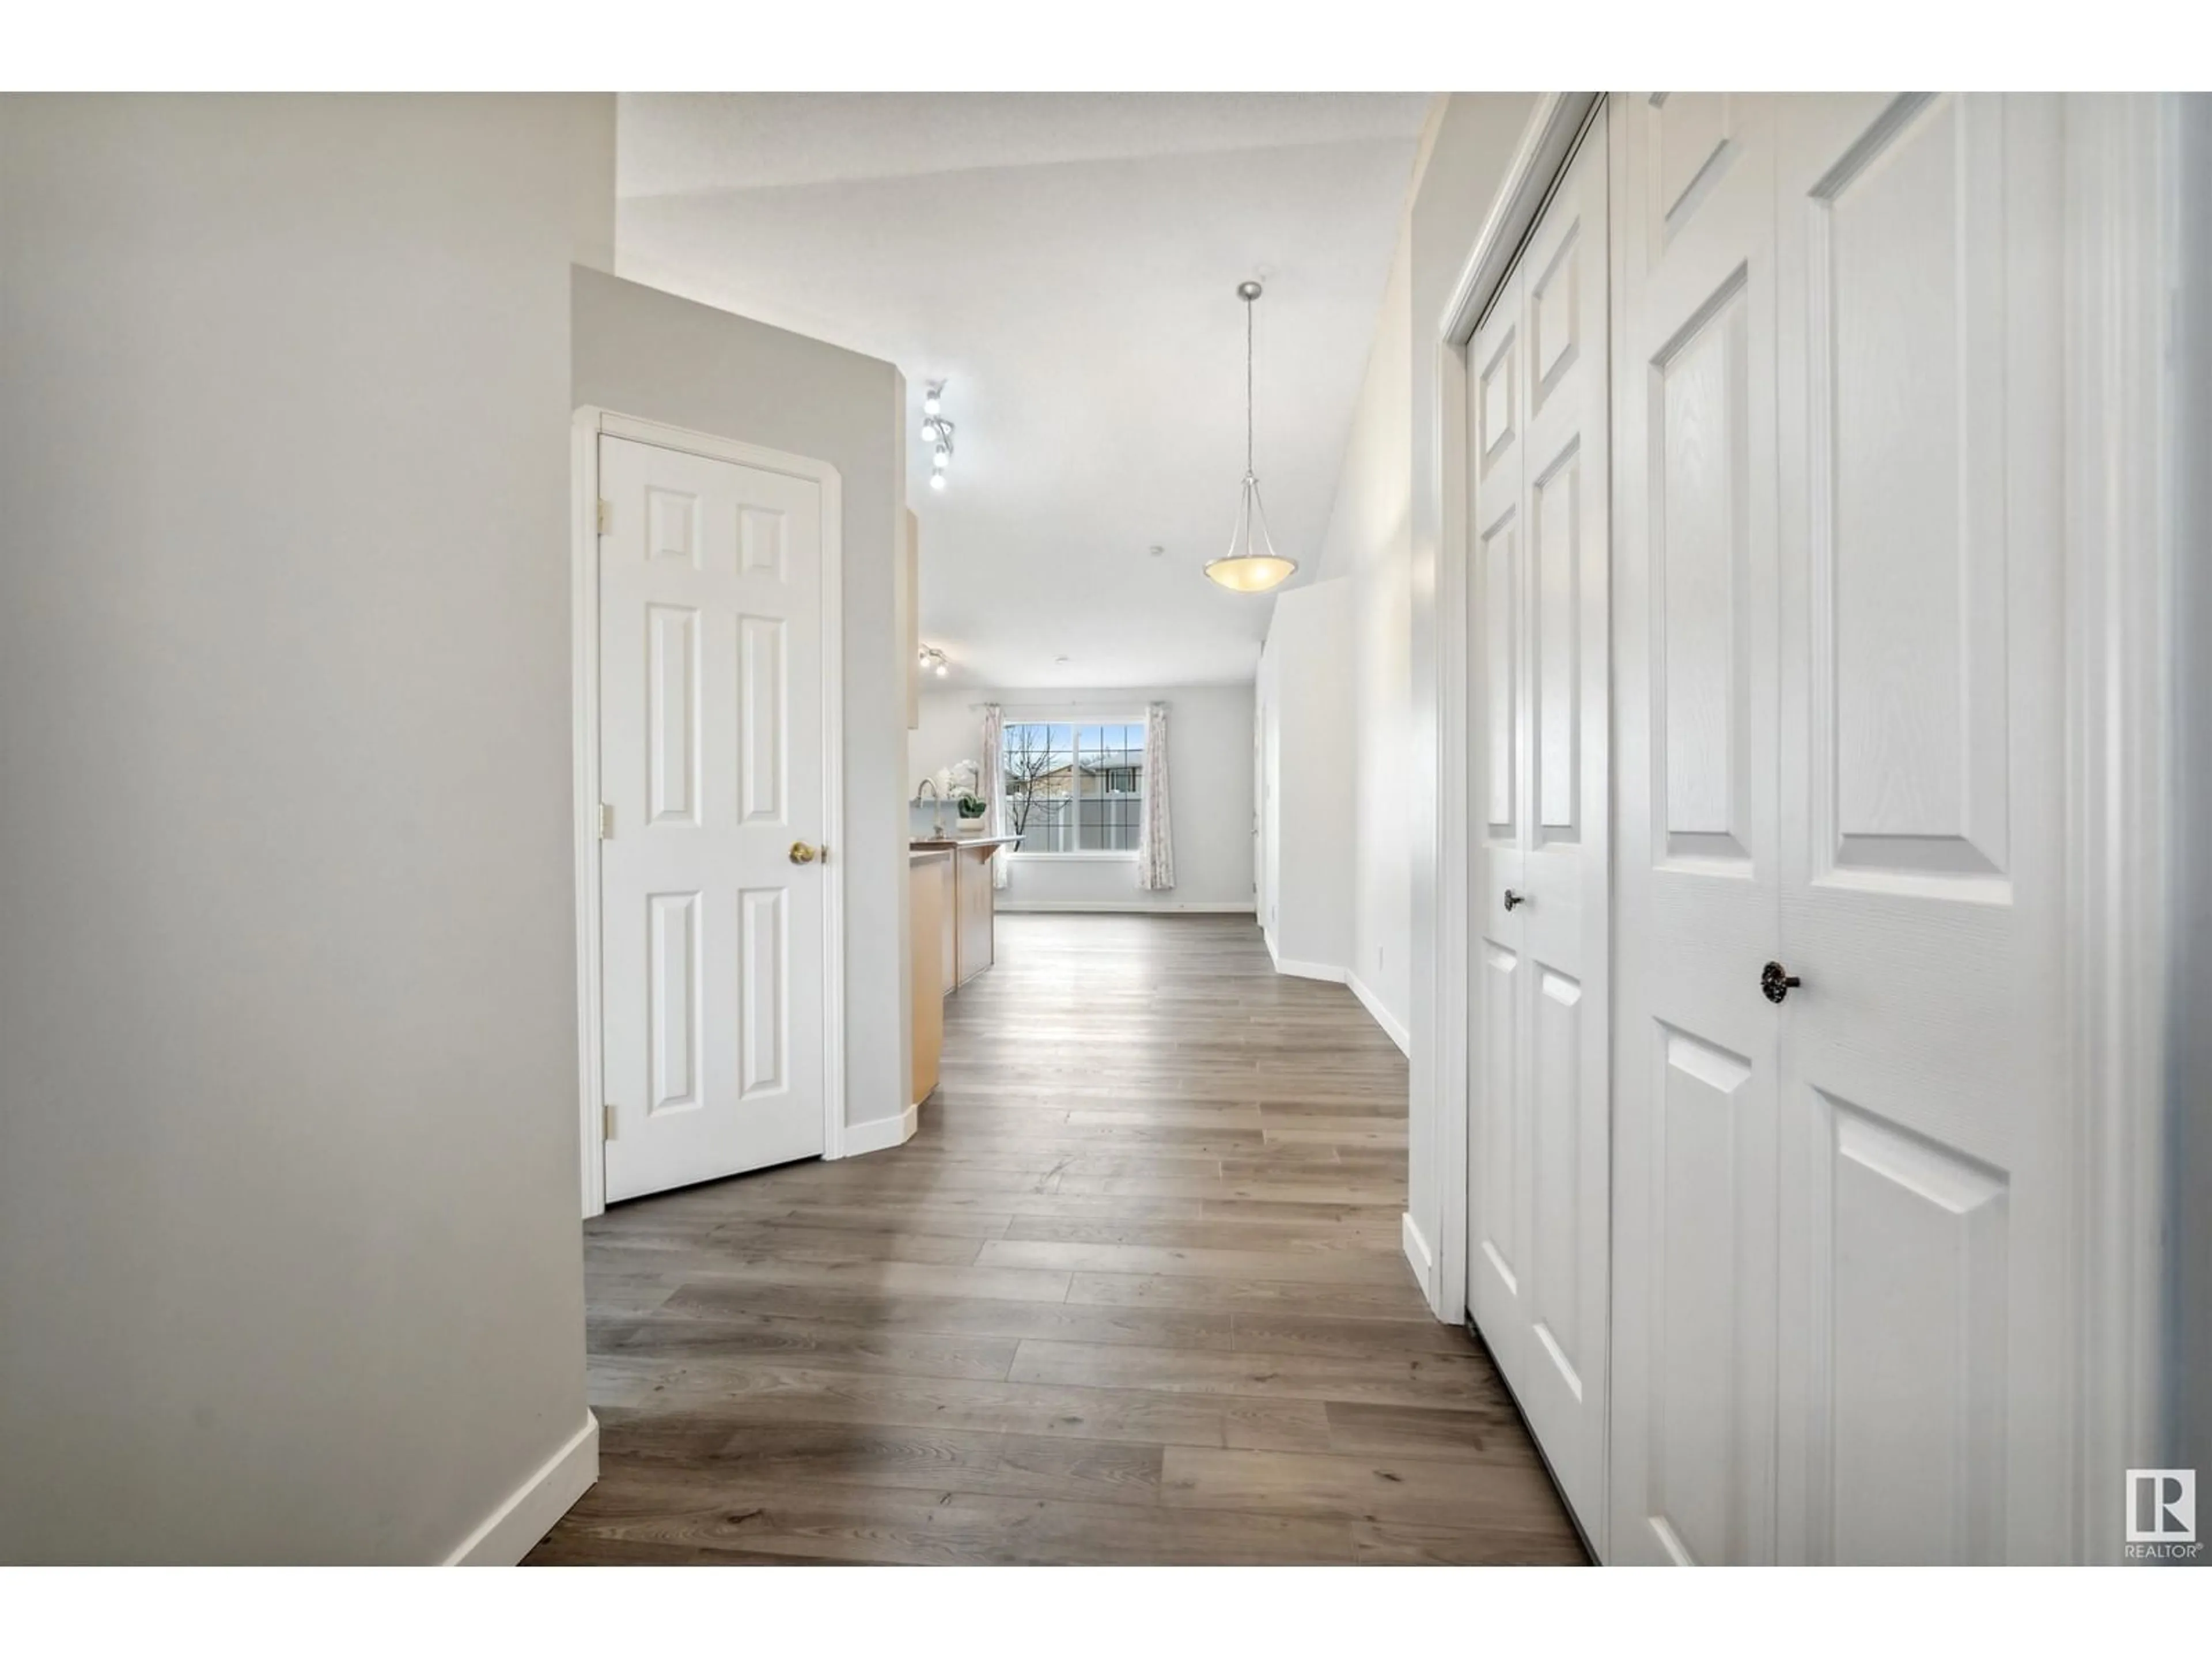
(1256, 582), (1356, 974)
(910, 684), (1255, 911)
(1297, 200), (1416, 1042)
(0, 93), (615, 1563)
(571, 268), (910, 1139)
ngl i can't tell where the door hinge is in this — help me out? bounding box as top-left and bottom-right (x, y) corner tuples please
(595, 498), (612, 535)
(602, 1102), (619, 1141)
(596, 802), (613, 840)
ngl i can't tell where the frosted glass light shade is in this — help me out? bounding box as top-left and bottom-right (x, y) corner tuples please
(1204, 472), (1297, 593)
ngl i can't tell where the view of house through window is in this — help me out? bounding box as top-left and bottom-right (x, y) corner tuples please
(1001, 721), (1144, 853)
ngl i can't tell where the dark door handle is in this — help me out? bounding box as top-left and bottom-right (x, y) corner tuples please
(1503, 889), (1525, 912)
(1761, 961), (1801, 1004)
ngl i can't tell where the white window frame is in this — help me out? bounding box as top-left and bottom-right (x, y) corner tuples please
(999, 714), (1145, 861)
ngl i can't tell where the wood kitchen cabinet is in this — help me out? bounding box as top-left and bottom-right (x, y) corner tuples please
(910, 836), (1017, 1108)
(909, 847), (950, 1107)
(952, 842), (998, 988)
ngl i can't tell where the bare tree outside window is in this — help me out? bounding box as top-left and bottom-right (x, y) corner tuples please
(1001, 723), (1067, 843)
(1002, 721), (1143, 853)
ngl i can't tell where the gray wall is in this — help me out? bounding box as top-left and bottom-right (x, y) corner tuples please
(0, 93), (615, 1562)
(572, 268), (910, 1135)
(909, 684), (1256, 911)
(2170, 89), (2211, 1491)
(1258, 582), (1357, 970)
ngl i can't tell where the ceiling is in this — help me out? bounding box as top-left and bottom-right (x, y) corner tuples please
(615, 93), (1431, 689)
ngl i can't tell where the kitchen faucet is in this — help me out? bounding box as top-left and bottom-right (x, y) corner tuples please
(915, 777), (946, 839)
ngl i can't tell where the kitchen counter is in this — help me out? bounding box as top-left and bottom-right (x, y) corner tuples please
(907, 838), (1013, 1111)
(908, 838), (1012, 994)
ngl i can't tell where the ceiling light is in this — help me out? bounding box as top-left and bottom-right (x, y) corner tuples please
(1205, 279), (1298, 594)
(919, 384), (956, 494)
(919, 645), (950, 677)
(934, 662), (949, 677)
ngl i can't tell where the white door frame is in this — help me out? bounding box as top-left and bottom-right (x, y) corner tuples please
(2059, 91), (2179, 1562)
(571, 407), (847, 1219)
(1419, 90), (2181, 1562)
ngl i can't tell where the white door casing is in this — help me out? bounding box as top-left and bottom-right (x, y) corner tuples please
(590, 423), (842, 1205)
(1464, 103), (1612, 1551)
(1609, 92), (2074, 1565)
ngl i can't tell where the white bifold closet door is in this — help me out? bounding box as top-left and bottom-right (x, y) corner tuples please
(1609, 92), (2071, 1566)
(1465, 103), (1612, 1552)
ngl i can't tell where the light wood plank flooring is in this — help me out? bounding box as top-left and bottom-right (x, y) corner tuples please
(527, 912), (1584, 1566)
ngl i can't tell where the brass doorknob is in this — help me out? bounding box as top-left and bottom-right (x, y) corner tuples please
(789, 842), (819, 865)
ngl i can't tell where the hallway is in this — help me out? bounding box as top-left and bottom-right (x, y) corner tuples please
(529, 914), (1585, 1565)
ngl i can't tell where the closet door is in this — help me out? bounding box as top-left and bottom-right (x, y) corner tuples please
(1465, 260), (1529, 1407)
(1771, 93), (2070, 1565)
(1607, 93), (1784, 1567)
(1464, 105), (1612, 1549)
(1612, 90), (2075, 1567)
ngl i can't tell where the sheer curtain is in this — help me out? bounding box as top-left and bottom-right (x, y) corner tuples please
(1137, 700), (1174, 891)
(980, 702), (1009, 889)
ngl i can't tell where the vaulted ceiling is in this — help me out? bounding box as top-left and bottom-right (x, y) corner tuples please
(615, 93), (1430, 688)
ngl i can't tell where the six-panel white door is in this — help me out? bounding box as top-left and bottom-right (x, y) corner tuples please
(1608, 91), (2073, 1565)
(599, 434), (829, 1203)
(1608, 90), (1786, 1569)
(1770, 91), (2069, 1565)
(1464, 104), (1613, 1551)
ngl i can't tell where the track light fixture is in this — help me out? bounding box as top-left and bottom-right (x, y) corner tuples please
(920, 381), (955, 492)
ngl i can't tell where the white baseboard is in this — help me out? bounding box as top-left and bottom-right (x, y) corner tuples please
(1347, 972), (1412, 1056)
(995, 900), (1256, 914)
(445, 1411), (598, 1566)
(1402, 1211), (1438, 1310)
(841, 1100), (918, 1158)
(1263, 923), (1349, 984)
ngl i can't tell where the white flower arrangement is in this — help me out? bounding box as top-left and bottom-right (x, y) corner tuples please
(934, 760), (987, 825)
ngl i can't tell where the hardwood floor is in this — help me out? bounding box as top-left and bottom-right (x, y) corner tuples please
(526, 912), (1585, 1566)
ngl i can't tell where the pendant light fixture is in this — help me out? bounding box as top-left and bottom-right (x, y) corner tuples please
(1205, 279), (1297, 593)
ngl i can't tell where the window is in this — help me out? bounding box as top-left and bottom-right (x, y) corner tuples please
(1002, 721), (1145, 854)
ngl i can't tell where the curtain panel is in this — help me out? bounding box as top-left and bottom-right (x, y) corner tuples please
(1137, 700), (1174, 891)
(980, 702), (1009, 889)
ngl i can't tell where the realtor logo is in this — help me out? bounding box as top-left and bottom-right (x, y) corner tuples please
(2126, 1469), (2199, 1558)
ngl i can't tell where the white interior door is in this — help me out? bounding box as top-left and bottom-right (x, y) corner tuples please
(1463, 104), (1612, 1551)
(1610, 92), (2074, 1565)
(1770, 92), (2070, 1566)
(1609, 90), (1785, 1570)
(598, 433), (829, 1203)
